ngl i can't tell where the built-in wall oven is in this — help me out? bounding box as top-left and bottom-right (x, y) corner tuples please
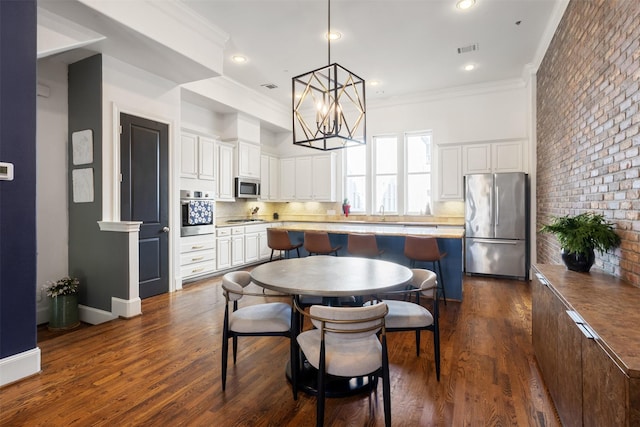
(180, 190), (215, 237)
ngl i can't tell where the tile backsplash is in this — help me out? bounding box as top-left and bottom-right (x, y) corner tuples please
(215, 200), (464, 224)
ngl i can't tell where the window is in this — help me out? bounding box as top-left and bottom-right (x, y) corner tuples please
(343, 131), (432, 215)
(406, 132), (432, 214)
(344, 144), (366, 212)
(374, 136), (398, 213)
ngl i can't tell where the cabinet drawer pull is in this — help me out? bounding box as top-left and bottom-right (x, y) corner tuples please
(577, 324), (596, 339)
(191, 245), (205, 249)
(191, 267), (204, 273)
(535, 273), (548, 286)
(191, 256), (205, 262)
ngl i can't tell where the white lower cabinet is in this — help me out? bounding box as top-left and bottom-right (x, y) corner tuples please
(180, 234), (216, 281)
(259, 230), (271, 260)
(215, 223), (276, 272)
(231, 227), (245, 266)
(245, 232), (259, 263)
(216, 228), (231, 270)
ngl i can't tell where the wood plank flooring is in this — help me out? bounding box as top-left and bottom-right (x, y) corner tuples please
(1, 273), (560, 426)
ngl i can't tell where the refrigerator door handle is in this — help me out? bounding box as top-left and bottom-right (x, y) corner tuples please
(495, 186), (499, 226)
(469, 238), (520, 245)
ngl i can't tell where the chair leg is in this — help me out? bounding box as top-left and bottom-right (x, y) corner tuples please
(317, 343), (326, 427)
(232, 336), (238, 364)
(270, 249), (274, 261)
(221, 327), (228, 390)
(434, 326), (441, 382)
(382, 343), (391, 427)
(436, 260), (447, 305)
(295, 247), (300, 258)
(409, 259), (416, 268)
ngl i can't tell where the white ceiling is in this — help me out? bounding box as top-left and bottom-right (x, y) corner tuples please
(182, 0), (563, 107)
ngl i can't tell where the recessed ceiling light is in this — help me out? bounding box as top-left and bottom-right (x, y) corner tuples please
(464, 64), (475, 71)
(370, 80), (380, 86)
(456, 0), (476, 10)
(232, 55), (247, 64)
(325, 31), (342, 41)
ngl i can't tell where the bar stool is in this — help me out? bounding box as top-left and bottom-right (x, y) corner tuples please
(403, 235), (447, 305)
(267, 228), (302, 261)
(347, 233), (384, 258)
(303, 231), (341, 256)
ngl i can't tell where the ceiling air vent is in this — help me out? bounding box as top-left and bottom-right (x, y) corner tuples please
(457, 43), (479, 54)
(261, 83), (278, 89)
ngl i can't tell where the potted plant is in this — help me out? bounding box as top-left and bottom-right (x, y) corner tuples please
(342, 198), (351, 217)
(540, 212), (621, 272)
(43, 276), (80, 330)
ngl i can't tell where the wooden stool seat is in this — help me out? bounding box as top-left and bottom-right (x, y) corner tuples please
(403, 235), (447, 305)
(304, 231), (341, 256)
(267, 228), (302, 261)
(347, 233), (384, 258)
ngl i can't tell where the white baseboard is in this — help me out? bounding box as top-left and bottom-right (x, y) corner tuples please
(0, 347), (41, 387)
(111, 297), (141, 318)
(79, 304), (117, 325)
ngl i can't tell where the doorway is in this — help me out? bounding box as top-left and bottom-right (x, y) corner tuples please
(120, 113), (169, 298)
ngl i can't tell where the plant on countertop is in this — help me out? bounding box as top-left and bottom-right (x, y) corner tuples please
(43, 276), (79, 298)
(540, 212), (621, 256)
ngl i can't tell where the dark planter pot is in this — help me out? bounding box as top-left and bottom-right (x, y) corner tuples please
(49, 294), (80, 330)
(561, 248), (595, 273)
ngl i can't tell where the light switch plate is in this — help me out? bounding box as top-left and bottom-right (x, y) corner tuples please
(0, 162), (14, 181)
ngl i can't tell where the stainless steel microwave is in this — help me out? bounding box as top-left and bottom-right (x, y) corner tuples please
(235, 177), (260, 198)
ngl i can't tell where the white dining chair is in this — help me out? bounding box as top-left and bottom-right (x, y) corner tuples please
(221, 271), (297, 399)
(373, 268), (440, 381)
(294, 300), (391, 427)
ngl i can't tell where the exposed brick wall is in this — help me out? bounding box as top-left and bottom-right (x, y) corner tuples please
(537, 0), (640, 285)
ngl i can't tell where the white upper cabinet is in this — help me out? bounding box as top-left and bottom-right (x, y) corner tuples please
(437, 145), (463, 200)
(260, 154), (279, 200)
(462, 141), (524, 175)
(279, 157), (296, 200)
(237, 141), (261, 178)
(311, 154), (336, 201)
(198, 136), (216, 181)
(492, 141), (523, 173)
(282, 153), (336, 201)
(295, 156), (313, 200)
(180, 133), (198, 178)
(216, 142), (235, 201)
(181, 132), (216, 181)
(462, 144), (491, 175)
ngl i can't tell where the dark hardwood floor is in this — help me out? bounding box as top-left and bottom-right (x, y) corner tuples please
(1, 272), (560, 426)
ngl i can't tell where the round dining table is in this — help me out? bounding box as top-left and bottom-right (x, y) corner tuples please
(250, 255), (413, 397)
(250, 255), (413, 297)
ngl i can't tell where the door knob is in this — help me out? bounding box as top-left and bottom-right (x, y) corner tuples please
(162, 227), (170, 233)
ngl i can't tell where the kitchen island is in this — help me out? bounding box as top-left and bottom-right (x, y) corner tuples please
(270, 221), (464, 301)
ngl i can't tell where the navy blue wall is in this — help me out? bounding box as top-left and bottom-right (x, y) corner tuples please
(0, 0), (37, 358)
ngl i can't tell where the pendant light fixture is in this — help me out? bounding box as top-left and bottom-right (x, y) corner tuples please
(292, 0), (366, 151)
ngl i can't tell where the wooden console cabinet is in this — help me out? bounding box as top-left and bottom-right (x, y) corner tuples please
(532, 265), (640, 426)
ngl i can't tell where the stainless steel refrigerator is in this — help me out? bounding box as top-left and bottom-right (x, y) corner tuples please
(464, 172), (529, 280)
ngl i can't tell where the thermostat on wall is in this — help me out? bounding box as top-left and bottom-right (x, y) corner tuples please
(0, 162), (14, 181)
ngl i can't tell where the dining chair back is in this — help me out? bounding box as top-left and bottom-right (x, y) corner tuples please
(304, 231), (342, 256)
(295, 300), (391, 426)
(347, 233), (384, 258)
(267, 228), (302, 261)
(221, 271), (297, 398)
(403, 235), (447, 304)
(377, 268), (440, 380)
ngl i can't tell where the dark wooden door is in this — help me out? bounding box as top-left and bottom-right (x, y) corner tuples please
(120, 113), (169, 299)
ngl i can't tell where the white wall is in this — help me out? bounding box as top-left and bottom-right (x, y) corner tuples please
(36, 58), (70, 324)
(367, 80), (528, 145)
